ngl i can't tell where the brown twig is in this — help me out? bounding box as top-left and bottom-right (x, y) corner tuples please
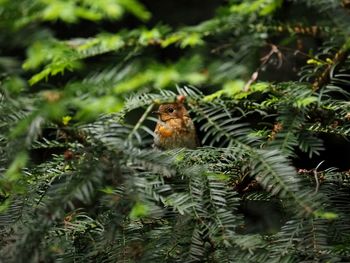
(313, 161), (324, 194)
(312, 43), (349, 91)
(244, 44), (284, 91)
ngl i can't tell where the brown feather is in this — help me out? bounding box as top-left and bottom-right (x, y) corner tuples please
(153, 100), (199, 149)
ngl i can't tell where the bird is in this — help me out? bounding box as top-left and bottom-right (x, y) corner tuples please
(153, 95), (199, 150)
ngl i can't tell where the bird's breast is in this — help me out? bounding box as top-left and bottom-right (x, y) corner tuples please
(154, 117), (198, 149)
(157, 125), (173, 137)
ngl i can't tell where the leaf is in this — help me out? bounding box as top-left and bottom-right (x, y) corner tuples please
(314, 210), (338, 220)
(129, 202), (150, 219)
(293, 96), (317, 108)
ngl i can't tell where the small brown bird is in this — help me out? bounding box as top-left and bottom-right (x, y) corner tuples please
(153, 95), (199, 150)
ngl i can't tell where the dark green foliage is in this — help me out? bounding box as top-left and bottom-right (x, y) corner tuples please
(1, 0), (350, 262)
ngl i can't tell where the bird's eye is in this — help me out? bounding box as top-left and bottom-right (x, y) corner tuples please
(167, 108), (174, 113)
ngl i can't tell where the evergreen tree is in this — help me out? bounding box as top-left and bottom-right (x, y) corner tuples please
(1, 0), (350, 262)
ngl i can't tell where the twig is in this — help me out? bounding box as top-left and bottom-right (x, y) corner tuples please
(243, 71), (259, 92)
(312, 45), (349, 91)
(127, 104), (154, 142)
(276, 45), (316, 60)
(210, 43), (233, 54)
(166, 242), (179, 259)
(313, 161), (324, 194)
(260, 44), (284, 68)
(243, 44), (284, 91)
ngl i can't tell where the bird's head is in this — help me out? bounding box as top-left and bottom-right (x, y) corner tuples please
(154, 95), (189, 122)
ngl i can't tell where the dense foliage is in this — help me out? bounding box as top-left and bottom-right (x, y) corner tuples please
(1, 0), (350, 262)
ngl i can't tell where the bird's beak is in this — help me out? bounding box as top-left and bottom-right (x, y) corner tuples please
(152, 111), (160, 115)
